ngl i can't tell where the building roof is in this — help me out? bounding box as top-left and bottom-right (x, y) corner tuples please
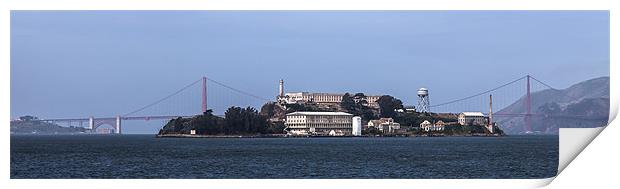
(368, 120), (383, 126)
(379, 118), (394, 122)
(420, 120), (431, 125)
(308, 93), (346, 96)
(285, 92), (343, 96)
(286, 112), (353, 116)
(460, 112), (485, 116)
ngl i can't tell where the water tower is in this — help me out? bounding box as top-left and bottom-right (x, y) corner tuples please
(417, 88), (430, 113)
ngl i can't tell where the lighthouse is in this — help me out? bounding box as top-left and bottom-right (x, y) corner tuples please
(279, 79), (284, 97)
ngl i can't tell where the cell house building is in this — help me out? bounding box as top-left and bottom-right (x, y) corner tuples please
(285, 112), (354, 136)
(275, 79), (381, 107)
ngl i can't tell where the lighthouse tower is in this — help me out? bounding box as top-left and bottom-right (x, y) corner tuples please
(279, 79), (284, 97)
(276, 79), (285, 104)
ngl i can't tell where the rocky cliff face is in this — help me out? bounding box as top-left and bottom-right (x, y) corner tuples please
(496, 77), (609, 134)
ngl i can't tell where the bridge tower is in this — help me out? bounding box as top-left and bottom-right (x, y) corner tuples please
(202, 76), (207, 114)
(417, 88), (430, 113)
(115, 115), (122, 134)
(488, 94), (494, 133)
(88, 116), (94, 132)
(525, 75), (532, 133)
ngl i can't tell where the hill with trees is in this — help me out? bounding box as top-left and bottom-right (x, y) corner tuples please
(158, 107), (285, 136)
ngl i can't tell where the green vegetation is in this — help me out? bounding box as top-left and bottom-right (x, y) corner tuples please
(376, 95), (403, 118)
(158, 107), (284, 135)
(361, 126), (383, 135)
(393, 112), (458, 127)
(341, 93), (378, 121)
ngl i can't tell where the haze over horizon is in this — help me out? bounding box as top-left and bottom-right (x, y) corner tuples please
(11, 11), (609, 133)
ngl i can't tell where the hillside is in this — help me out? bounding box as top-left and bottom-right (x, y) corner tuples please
(496, 77), (610, 134)
(11, 116), (87, 134)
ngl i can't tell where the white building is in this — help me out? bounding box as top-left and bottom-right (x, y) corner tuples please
(367, 118), (401, 133)
(285, 112), (354, 136)
(420, 120), (432, 131)
(458, 112), (486, 126)
(352, 116), (362, 136)
(420, 120), (445, 131)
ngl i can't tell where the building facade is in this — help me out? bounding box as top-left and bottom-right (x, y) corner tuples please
(285, 112), (354, 136)
(275, 80), (381, 107)
(420, 120), (432, 131)
(458, 112), (486, 126)
(420, 120), (445, 131)
(367, 118), (401, 133)
(279, 92), (381, 106)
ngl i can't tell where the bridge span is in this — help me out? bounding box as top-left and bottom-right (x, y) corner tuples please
(39, 115), (194, 134)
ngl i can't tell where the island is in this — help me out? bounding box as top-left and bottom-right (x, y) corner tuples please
(157, 92), (504, 138)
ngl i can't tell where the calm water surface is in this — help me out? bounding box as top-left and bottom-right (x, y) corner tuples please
(11, 135), (558, 179)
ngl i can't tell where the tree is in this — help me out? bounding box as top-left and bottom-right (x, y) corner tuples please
(260, 102), (276, 118)
(377, 95), (403, 118)
(362, 127), (382, 135)
(160, 106), (276, 135)
(340, 93), (356, 113)
(224, 106), (268, 134)
(266, 121), (286, 134)
(193, 109), (223, 134)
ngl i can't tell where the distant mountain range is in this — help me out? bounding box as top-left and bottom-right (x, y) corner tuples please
(496, 77), (610, 134)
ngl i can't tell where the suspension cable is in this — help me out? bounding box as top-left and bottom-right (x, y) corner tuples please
(430, 76), (527, 108)
(529, 76), (580, 101)
(123, 78), (202, 116)
(205, 77), (271, 101)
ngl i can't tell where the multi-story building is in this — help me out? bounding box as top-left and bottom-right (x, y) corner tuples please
(458, 112), (486, 126)
(275, 79), (381, 107)
(285, 112), (354, 136)
(279, 92), (381, 106)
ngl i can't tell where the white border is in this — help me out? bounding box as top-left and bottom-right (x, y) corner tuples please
(2, 0), (617, 189)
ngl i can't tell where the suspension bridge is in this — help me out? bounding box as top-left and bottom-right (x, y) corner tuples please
(38, 76), (271, 134)
(37, 75), (604, 134)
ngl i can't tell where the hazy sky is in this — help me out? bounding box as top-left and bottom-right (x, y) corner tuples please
(11, 11), (609, 133)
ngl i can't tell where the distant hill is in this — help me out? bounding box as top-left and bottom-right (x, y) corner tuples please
(496, 77), (610, 134)
(10, 116), (87, 134)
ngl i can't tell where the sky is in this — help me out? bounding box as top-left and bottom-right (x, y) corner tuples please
(10, 11), (609, 133)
